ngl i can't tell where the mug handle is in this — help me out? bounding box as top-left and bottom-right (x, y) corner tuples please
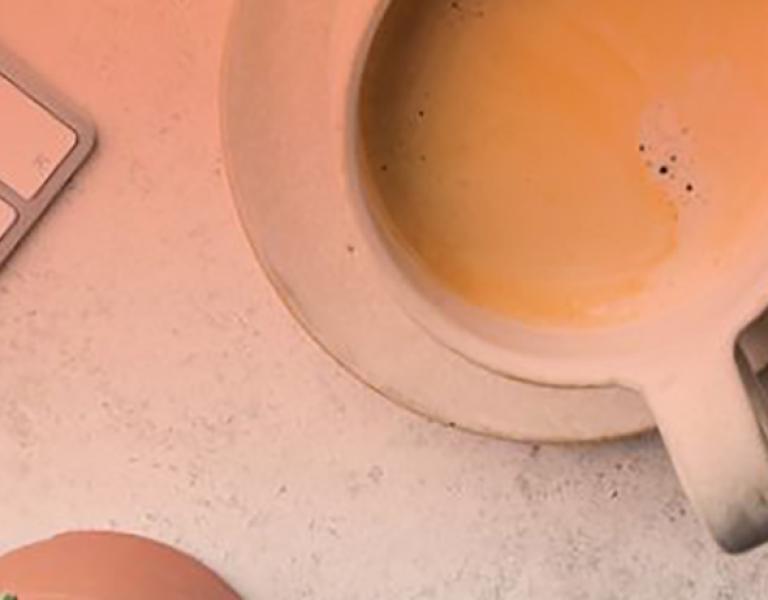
(645, 342), (768, 552)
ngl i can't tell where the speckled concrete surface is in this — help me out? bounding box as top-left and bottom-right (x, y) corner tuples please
(0, 2), (767, 599)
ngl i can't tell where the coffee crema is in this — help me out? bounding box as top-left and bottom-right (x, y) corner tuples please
(360, 0), (768, 327)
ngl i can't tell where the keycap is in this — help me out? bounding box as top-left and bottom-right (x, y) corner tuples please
(0, 72), (77, 200)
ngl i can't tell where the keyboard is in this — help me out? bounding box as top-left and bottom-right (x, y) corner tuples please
(0, 48), (95, 267)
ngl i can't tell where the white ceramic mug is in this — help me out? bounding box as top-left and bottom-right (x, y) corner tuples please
(329, 0), (768, 552)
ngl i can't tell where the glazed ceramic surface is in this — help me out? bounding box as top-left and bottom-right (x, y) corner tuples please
(0, 532), (240, 600)
(222, 0), (655, 445)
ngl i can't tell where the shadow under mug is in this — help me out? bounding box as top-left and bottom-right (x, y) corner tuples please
(330, 0), (768, 552)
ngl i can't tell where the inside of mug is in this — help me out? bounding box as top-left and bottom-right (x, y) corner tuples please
(354, 0), (768, 358)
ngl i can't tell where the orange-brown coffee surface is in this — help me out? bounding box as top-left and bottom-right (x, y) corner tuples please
(361, 0), (768, 326)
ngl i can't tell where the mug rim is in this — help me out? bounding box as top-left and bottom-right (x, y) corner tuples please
(338, 0), (768, 389)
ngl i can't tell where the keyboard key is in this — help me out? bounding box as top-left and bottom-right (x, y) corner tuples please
(0, 74), (77, 200)
(0, 198), (17, 238)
